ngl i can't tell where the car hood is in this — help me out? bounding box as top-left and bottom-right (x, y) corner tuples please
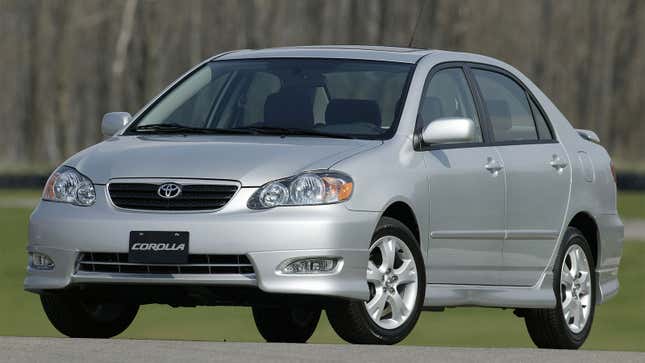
(65, 135), (381, 186)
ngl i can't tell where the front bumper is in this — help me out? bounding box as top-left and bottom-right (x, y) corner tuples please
(25, 186), (378, 301)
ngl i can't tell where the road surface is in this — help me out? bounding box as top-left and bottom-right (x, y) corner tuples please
(1, 337), (643, 363)
(624, 219), (645, 240)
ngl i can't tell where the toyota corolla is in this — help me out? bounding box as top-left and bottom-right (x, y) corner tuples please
(25, 46), (623, 349)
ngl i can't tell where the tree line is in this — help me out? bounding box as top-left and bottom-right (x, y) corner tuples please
(1, 0), (643, 171)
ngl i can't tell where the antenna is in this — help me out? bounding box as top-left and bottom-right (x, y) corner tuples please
(408, 0), (429, 48)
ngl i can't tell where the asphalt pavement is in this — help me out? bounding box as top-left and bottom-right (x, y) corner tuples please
(1, 337), (644, 363)
(624, 219), (645, 241)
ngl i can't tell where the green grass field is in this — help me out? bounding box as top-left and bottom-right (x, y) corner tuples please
(0, 191), (643, 350)
(618, 191), (645, 220)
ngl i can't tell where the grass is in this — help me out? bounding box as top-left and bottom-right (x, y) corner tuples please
(618, 192), (645, 220)
(0, 163), (54, 176)
(0, 193), (644, 350)
(0, 189), (41, 201)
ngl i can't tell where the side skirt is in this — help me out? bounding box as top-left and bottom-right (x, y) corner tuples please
(423, 272), (556, 309)
(596, 267), (619, 304)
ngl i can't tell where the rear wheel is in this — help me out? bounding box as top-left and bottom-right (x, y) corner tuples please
(252, 306), (321, 343)
(327, 217), (425, 344)
(41, 294), (139, 338)
(524, 227), (596, 349)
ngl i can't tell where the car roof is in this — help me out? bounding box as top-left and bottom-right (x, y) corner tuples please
(215, 45), (435, 64)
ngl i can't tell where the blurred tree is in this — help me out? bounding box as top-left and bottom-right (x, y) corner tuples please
(0, 0), (643, 170)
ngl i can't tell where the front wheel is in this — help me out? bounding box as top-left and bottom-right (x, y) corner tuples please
(327, 217), (425, 344)
(41, 294), (139, 338)
(524, 227), (596, 349)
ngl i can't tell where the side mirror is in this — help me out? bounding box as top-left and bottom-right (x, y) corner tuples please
(101, 112), (131, 137)
(422, 117), (476, 144)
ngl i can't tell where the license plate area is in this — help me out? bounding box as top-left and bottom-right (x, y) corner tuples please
(129, 231), (189, 264)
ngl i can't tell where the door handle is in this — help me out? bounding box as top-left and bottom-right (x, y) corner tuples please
(550, 155), (568, 171)
(485, 157), (504, 174)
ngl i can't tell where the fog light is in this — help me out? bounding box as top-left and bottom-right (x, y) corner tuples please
(279, 257), (340, 274)
(29, 252), (55, 270)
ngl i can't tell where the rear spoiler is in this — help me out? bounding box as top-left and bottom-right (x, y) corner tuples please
(576, 129), (600, 144)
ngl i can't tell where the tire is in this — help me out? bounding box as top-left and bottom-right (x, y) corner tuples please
(327, 217), (425, 345)
(524, 227), (596, 349)
(252, 306), (321, 343)
(40, 294), (139, 338)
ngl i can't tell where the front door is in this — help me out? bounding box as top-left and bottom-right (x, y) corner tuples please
(425, 147), (506, 285)
(418, 66), (505, 285)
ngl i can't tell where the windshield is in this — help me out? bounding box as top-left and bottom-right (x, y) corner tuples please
(127, 59), (414, 139)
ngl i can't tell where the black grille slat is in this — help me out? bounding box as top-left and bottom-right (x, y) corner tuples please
(109, 202), (228, 211)
(110, 192), (234, 200)
(180, 266), (211, 274)
(77, 253), (254, 275)
(240, 266), (254, 274)
(188, 254), (209, 264)
(109, 184), (160, 192)
(182, 185), (238, 192)
(120, 265), (149, 274)
(108, 193), (160, 199)
(112, 195), (233, 201)
(108, 182), (237, 211)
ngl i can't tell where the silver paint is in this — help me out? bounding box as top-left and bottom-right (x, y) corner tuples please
(421, 117), (476, 144)
(101, 112), (132, 137)
(25, 46), (623, 309)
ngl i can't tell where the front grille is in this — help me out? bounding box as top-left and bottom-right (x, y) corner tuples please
(108, 182), (238, 211)
(77, 253), (254, 275)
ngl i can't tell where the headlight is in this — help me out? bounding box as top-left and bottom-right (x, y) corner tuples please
(43, 166), (96, 206)
(248, 171), (353, 209)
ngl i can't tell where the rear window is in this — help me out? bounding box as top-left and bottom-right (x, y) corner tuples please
(472, 69), (538, 142)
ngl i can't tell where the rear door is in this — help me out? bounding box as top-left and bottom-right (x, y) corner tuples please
(418, 65), (505, 285)
(470, 66), (571, 286)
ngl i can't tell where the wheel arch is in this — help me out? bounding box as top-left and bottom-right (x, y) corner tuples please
(567, 211), (599, 267)
(380, 201), (421, 245)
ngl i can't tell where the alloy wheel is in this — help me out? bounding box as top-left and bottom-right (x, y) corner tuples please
(560, 244), (592, 334)
(365, 236), (419, 329)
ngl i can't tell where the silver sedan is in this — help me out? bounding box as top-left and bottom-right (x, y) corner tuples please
(25, 46), (623, 349)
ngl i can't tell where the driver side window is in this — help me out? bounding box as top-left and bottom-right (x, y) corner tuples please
(419, 68), (483, 143)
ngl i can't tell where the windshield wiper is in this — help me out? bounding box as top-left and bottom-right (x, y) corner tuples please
(133, 123), (253, 135)
(232, 126), (356, 139)
(132, 123), (356, 139)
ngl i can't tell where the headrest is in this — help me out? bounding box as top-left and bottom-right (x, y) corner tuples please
(325, 99), (381, 127)
(264, 87), (314, 128)
(485, 99), (512, 131)
(420, 97), (443, 126)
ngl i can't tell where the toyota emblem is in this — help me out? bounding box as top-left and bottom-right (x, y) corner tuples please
(157, 183), (182, 199)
